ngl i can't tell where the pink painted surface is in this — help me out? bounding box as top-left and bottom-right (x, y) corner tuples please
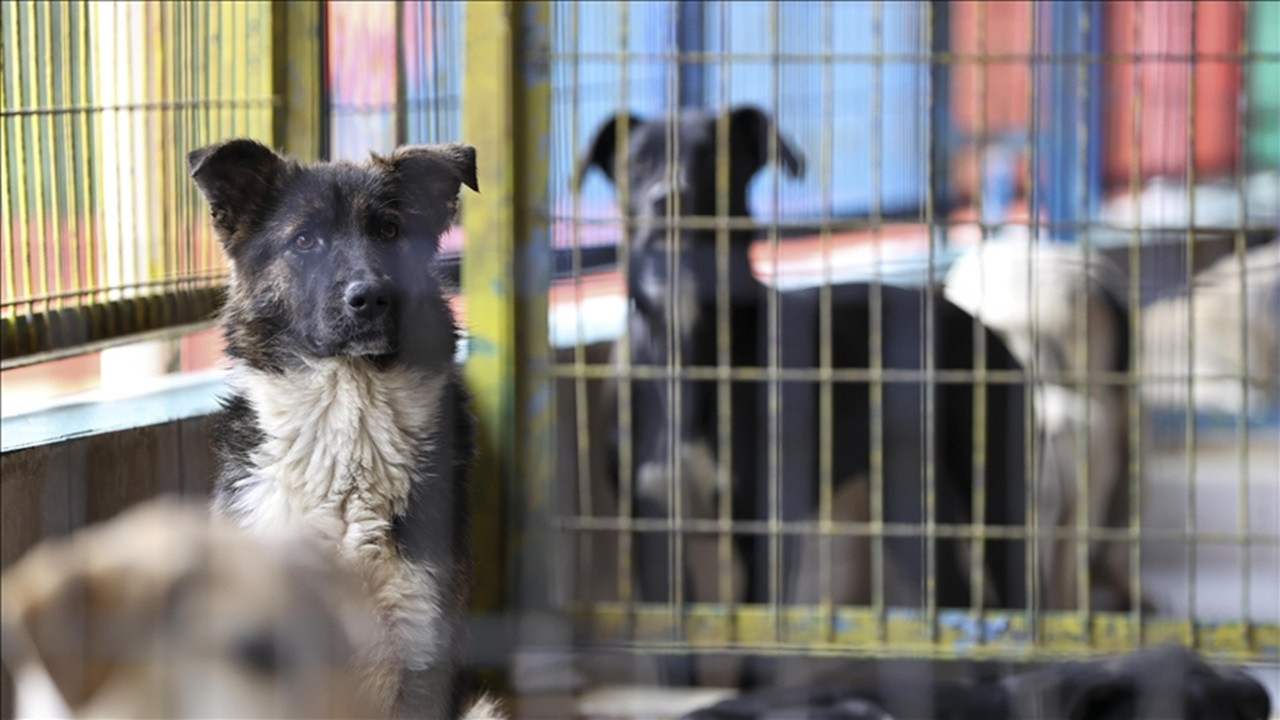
(1103, 1), (1244, 183)
(327, 1), (398, 109)
(327, 1), (399, 159)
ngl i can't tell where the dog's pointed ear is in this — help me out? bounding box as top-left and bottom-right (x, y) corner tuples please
(574, 112), (644, 190)
(187, 138), (286, 241)
(1, 555), (109, 710)
(381, 142), (479, 194)
(726, 105), (805, 180)
(374, 143), (479, 246)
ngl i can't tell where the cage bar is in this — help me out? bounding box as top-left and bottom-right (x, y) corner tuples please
(538, 0), (1279, 673)
(272, 1), (325, 162)
(460, 0), (553, 620)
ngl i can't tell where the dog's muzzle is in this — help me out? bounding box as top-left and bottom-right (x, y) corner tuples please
(303, 281), (399, 358)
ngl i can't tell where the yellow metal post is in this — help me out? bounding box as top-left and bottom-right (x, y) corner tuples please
(461, 0), (552, 651)
(272, 1), (324, 161)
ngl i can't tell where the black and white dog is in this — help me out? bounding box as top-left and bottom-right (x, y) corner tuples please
(188, 139), (494, 719)
(577, 107), (1030, 686)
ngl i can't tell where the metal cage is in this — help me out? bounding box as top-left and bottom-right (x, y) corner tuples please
(1, 0), (1277, 711)
(465, 0), (1280, 693)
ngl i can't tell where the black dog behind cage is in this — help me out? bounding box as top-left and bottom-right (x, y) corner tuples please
(532, 0), (1280, 698)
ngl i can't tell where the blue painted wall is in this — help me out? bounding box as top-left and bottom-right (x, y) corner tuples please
(546, 1), (934, 233)
(550, 1), (678, 239)
(701, 1), (931, 222)
(398, 1), (938, 246)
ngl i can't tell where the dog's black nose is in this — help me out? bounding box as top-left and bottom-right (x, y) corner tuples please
(344, 280), (392, 319)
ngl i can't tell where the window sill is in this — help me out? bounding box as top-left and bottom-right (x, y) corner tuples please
(1, 368), (229, 454)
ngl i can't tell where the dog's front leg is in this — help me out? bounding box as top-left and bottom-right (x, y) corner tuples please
(338, 514), (406, 714)
(634, 458), (700, 687)
(341, 508), (455, 719)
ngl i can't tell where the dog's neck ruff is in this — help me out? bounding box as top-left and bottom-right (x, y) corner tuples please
(224, 357), (446, 541)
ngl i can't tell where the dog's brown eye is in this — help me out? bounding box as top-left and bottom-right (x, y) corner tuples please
(380, 221), (398, 240)
(293, 233), (316, 251)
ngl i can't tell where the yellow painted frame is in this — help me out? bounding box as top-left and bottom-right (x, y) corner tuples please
(461, 1), (553, 624)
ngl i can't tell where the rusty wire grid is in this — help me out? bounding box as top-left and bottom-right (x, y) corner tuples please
(535, 0), (1280, 674)
(1, 1), (277, 367)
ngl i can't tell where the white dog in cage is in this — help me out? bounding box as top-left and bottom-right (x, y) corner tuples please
(944, 233), (1142, 611)
(1140, 239), (1280, 418)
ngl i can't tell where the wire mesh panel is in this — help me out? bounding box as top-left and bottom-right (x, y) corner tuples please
(533, 0), (1280, 686)
(1, 0), (275, 367)
(402, 1), (464, 146)
(326, 0), (467, 260)
(325, 0), (465, 159)
(327, 1), (401, 160)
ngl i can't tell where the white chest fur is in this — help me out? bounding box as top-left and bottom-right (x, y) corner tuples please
(222, 359), (446, 543)
(218, 359), (454, 675)
(12, 662), (74, 720)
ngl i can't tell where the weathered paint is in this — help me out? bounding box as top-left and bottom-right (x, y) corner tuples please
(461, 1), (553, 628)
(571, 604), (1280, 662)
(462, 0), (516, 621)
(272, 1), (323, 162)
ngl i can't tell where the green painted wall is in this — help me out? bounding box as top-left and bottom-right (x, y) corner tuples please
(1249, 0), (1280, 169)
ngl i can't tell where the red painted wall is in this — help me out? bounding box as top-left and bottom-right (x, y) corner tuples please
(1103, 1), (1243, 184)
(948, 1), (1246, 204)
(949, 1), (1034, 203)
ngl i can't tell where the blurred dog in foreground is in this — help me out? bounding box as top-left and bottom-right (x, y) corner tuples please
(0, 499), (505, 720)
(1, 498), (378, 718)
(188, 138), (496, 718)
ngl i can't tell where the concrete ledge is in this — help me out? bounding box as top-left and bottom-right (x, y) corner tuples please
(1, 369), (229, 454)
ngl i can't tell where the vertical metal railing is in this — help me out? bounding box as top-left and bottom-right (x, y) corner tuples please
(460, 0), (553, 645)
(273, 1), (325, 162)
